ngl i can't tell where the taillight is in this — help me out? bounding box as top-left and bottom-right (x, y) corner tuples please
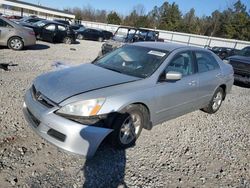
(29, 31), (35, 36)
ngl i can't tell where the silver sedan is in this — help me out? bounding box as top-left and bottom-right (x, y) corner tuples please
(23, 42), (234, 158)
(0, 16), (36, 50)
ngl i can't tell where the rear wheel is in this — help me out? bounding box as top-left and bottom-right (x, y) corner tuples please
(63, 37), (72, 44)
(110, 105), (145, 148)
(202, 87), (224, 114)
(8, 37), (24, 50)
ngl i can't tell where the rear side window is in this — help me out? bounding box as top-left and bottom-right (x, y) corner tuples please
(58, 25), (66, 31)
(195, 51), (220, 73)
(0, 19), (12, 27)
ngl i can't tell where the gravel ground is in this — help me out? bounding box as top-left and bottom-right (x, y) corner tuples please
(0, 40), (250, 188)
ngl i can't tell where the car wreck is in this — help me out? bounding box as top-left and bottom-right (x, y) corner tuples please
(23, 42), (234, 158)
(101, 26), (163, 55)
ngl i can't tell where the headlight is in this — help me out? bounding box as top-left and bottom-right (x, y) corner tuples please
(56, 98), (105, 117)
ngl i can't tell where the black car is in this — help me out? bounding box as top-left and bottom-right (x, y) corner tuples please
(75, 28), (106, 42)
(100, 30), (113, 40)
(53, 19), (70, 25)
(211, 46), (239, 60)
(26, 20), (76, 44)
(70, 24), (86, 40)
(227, 46), (250, 85)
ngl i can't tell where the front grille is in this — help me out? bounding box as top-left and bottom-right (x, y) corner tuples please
(47, 129), (66, 142)
(32, 85), (54, 108)
(27, 108), (40, 128)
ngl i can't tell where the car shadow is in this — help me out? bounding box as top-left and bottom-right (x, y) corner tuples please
(81, 143), (127, 188)
(234, 81), (250, 88)
(26, 44), (50, 50)
(72, 40), (80, 45)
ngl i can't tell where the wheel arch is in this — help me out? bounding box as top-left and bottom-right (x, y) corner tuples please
(219, 84), (226, 100)
(121, 102), (152, 130)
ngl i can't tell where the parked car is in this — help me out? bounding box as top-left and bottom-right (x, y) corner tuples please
(100, 29), (113, 40)
(17, 16), (45, 27)
(15, 16), (44, 24)
(101, 26), (162, 55)
(25, 20), (76, 44)
(210, 46), (239, 60)
(75, 28), (106, 42)
(70, 24), (86, 40)
(226, 46), (250, 85)
(53, 19), (70, 25)
(0, 16), (36, 50)
(23, 42), (234, 158)
(4, 15), (23, 20)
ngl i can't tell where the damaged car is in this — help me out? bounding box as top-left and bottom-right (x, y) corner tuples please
(23, 42), (234, 158)
(101, 26), (162, 55)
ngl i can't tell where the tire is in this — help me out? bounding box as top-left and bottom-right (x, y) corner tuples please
(98, 37), (104, 42)
(63, 37), (72, 44)
(77, 34), (83, 40)
(202, 87), (224, 114)
(8, 37), (24, 50)
(110, 105), (146, 149)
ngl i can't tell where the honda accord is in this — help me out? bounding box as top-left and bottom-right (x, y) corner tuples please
(23, 42), (234, 158)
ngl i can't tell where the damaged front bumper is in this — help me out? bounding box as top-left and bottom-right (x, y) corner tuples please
(23, 89), (113, 158)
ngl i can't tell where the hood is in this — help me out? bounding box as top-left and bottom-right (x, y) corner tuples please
(228, 55), (250, 64)
(33, 63), (140, 104)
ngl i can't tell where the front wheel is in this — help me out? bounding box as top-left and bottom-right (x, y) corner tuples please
(202, 87), (224, 114)
(110, 105), (145, 148)
(63, 37), (72, 44)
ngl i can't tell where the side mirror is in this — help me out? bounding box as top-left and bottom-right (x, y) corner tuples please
(165, 71), (182, 81)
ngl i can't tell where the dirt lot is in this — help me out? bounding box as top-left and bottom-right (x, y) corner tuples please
(0, 40), (250, 187)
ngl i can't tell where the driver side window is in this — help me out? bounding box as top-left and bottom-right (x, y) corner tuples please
(166, 51), (194, 76)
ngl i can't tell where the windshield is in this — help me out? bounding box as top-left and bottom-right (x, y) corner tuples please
(94, 45), (169, 78)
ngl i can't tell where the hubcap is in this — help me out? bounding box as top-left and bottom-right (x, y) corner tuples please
(10, 39), (22, 49)
(212, 91), (223, 111)
(119, 113), (141, 145)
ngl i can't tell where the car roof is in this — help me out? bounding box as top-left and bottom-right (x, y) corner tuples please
(39, 20), (67, 26)
(132, 42), (208, 52)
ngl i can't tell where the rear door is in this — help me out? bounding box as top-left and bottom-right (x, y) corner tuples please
(41, 24), (56, 42)
(194, 51), (222, 108)
(0, 18), (13, 45)
(153, 50), (199, 124)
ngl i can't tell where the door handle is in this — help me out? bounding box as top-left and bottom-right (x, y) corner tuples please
(188, 80), (197, 86)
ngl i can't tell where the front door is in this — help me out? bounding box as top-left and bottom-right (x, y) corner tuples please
(153, 51), (199, 124)
(41, 24), (56, 42)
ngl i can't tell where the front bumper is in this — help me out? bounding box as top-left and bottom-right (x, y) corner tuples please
(23, 89), (112, 158)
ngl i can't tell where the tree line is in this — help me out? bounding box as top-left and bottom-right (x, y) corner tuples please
(66, 0), (250, 41)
